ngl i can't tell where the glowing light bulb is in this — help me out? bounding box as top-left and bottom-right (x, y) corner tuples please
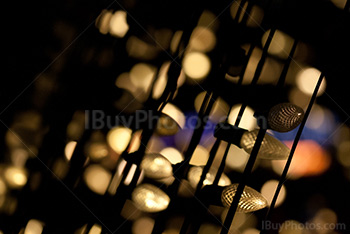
(268, 103), (304, 132)
(140, 153), (173, 179)
(240, 130), (290, 160)
(221, 184), (268, 213)
(132, 184), (170, 213)
(187, 166), (231, 188)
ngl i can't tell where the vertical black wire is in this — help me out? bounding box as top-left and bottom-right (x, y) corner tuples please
(213, 28), (276, 184)
(221, 128), (267, 234)
(260, 77), (325, 234)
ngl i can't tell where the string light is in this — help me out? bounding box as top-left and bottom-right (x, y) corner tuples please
(221, 184), (268, 213)
(132, 184), (170, 213)
(140, 153), (173, 179)
(240, 130), (290, 160)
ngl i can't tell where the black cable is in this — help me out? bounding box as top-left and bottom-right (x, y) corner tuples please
(260, 73), (325, 234)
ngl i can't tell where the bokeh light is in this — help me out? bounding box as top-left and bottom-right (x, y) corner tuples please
(107, 127), (132, 154)
(182, 52), (211, 80)
(296, 67), (326, 96)
(160, 147), (184, 164)
(83, 164), (112, 195)
(228, 104), (256, 131)
(272, 140), (331, 179)
(260, 180), (286, 207)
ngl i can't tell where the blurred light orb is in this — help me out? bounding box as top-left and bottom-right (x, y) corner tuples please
(272, 140), (331, 179)
(262, 29), (294, 59)
(24, 219), (44, 234)
(231, 1), (264, 28)
(83, 165), (112, 195)
(64, 141), (77, 161)
(331, 0), (347, 9)
(132, 216), (155, 234)
(187, 166), (231, 188)
(228, 104), (256, 131)
(4, 166), (28, 189)
(182, 52), (211, 80)
(89, 224), (102, 234)
(337, 140), (350, 167)
(107, 127), (132, 154)
(0, 178), (6, 195)
(242, 229), (260, 234)
(86, 142), (109, 161)
(157, 103), (185, 136)
(225, 144), (249, 172)
(194, 92), (229, 123)
(132, 184), (170, 213)
(189, 145), (209, 166)
(260, 180), (286, 207)
(141, 153), (173, 179)
(109, 11), (129, 38)
(96, 10), (113, 35)
(130, 63), (157, 92)
(189, 27), (216, 52)
(160, 147), (184, 164)
(296, 67), (326, 96)
(279, 220), (303, 234)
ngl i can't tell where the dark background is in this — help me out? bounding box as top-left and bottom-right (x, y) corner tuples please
(1, 0), (350, 233)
